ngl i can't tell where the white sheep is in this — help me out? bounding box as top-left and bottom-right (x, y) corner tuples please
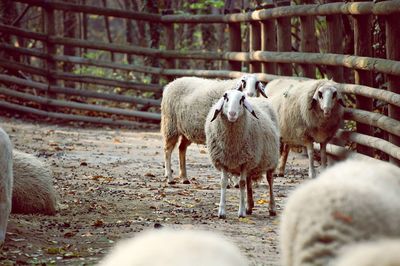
(333, 239), (400, 266)
(205, 90), (279, 218)
(98, 229), (249, 266)
(265, 78), (345, 178)
(161, 74), (267, 184)
(0, 128), (13, 247)
(280, 159), (400, 266)
(12, 150), (57, 215)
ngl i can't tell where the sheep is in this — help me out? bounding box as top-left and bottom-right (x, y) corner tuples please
(332, 239), (400, 266)
(98, 229), (249, 266)
(0, 128), (13, 247)
(205, 90), (279, 218)
(12, 150), (57, 215)
(280, 159), (400, 266)
(265, 78), (345, 178)
(161, 74), (267, 184)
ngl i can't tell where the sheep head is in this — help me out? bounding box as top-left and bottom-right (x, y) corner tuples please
(309, 82), (345, 117)
(210, 90), (258, 122)
(237, 75), (268, 98)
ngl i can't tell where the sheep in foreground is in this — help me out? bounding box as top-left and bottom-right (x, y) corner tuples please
(280, 159), (400, 266)
(205, 90), (279, 218)
(266, 78), (345, 178)
(12, 150), (57, 215)
(0, 128), (13, 247)
(333, 239), (400, 266)
(99, 229), (249, 266)
(161, 74), (267, 184)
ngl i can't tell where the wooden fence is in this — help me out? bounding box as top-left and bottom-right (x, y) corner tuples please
(0, 0), (399, 165)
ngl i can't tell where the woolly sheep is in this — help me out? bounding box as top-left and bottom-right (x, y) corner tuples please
(280, 159), (400, 266)
(266, 78), (345, 178)
(12, 150), (57, 215)
(333, 239), (400, 266)
(205, 90), (279, 218)
(161, 74), (267, 184)
(0, 128), (13, 247)
(99, 229), (249, 266)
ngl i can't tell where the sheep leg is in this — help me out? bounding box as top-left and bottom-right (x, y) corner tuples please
(320, 142), (328, 169)
(306, 142), (316, 178)
(276, 143), (289, 177)
(218, 170), (229, 219)
(267, 170), (276, 216)
(178, 136), (191, 184)
(164, 135), (179, 184)
(238, 171), (247, 218)
(246, 175), (254, 215)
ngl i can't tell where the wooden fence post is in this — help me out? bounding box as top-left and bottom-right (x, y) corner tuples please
(163, 9), (175, 83)
(250, 20), (261, 73)
(43, 5), (57, 104)
(353, 7), (374, 157)
(299, 0), (316, 78)
(228, 20), (241, 71)
(276, 0), (292, 76)
(385, 13), (400, 166)
(324, 0), (344, 82)
(261, 4), (277, 75)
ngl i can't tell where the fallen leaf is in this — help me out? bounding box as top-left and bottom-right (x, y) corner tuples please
(144, 172), (155, 177)
(63, 231), (76, 238)
(92, 219), (104, 227)
(113, 138), (121, 144)
(256, 199), (269, 205)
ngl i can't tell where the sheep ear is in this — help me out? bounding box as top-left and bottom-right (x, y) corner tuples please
(309, 89), (319, 110)
(210, 97), (225, 122)
(243, 98), (258, 119)
(257, 81), (268, 98)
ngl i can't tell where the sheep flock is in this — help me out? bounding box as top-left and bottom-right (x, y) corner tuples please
(1, 75), (400, 266)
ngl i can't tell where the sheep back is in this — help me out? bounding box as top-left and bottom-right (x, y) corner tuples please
(99, 229), (249, 266)
(280, 159), (400, 266)
(0, 128), (13, 244)
(267, 79), (343, 145)
(333, 239), (400, 266)
(12, 150), (57, 215)
(161, 77), (241, 144)
(205, 101), (279, 180)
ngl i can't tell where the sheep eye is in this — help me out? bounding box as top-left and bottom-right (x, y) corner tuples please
(318, 91), (323, 99)
(223, 93), (228, 101)
(242, 80), (246, 88)
(240, 96), (245, 105)
(332, 91), (337, 99)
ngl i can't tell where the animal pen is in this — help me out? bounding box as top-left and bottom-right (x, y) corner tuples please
(0, 0), (399, 166)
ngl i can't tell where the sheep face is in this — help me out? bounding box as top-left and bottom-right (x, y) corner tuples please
(238, 75), (267, 98)
(210, 90), (258, 122)
(310, 84), (345, 117)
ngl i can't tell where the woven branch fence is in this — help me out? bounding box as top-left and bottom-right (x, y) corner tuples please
(0, 0), (399, 165)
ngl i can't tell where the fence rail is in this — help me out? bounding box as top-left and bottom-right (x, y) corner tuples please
(1, 0), (400, 165)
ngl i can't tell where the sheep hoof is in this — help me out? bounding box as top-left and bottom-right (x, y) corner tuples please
(182, 179), (190, 184)
(246, 208), (252, 215)
(274, 173), (284, 177)
(269, 209), (277, 216)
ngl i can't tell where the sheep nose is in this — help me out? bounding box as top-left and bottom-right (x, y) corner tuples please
(323, 109), (331, 117)
(229, 111), (236, 117)
(247, 92), (254, 97)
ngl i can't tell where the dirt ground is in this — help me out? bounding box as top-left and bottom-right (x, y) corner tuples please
(0, 117), (311, 266)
